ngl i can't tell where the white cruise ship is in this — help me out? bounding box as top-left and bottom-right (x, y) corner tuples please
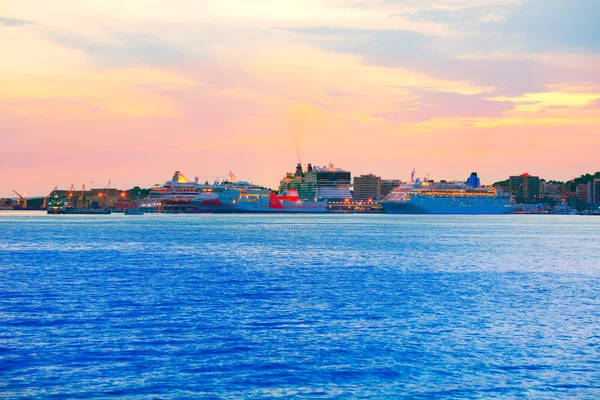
(279, 162), (352, 201)
(381, 171), (515, 214)
(140, 171), (327, 213)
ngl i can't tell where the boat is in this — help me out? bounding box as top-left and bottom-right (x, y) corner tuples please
(279, 162), (352, 202)
(138, 170), (200, 213)
(47, 198), (111, 214)
(138, 200), (163, 213)
(124, 209), (144, 215)
(47, 198), (65, 214)
(381, 171), (515, 214)
(182, 183), (327, 213)
(143, 170), (327, 213)
(549, 205), (576, 215)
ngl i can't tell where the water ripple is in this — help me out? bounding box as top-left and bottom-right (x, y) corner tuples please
(1, 212), (599, 398)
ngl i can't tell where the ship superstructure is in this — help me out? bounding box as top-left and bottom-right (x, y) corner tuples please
(139, 170), (201, 212)
(381, 171), (515, 214)
(279, 162), (352, 202)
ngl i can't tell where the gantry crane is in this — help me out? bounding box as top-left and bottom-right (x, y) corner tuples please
(104, 180), (111, 208)
(42, 186), (58, 209)
(12, 190), (27, 209)
(77, 183), (86, 208)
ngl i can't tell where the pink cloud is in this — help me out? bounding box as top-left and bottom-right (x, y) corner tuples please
(376, 91), (514, 122)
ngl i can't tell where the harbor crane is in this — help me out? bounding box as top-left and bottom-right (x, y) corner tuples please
(42, 186), (58, 209)
(77, 183), (86, 208)
(68, 184), (75, 200)
(12, 190), (27, 208)
(105, 180), (111, 207)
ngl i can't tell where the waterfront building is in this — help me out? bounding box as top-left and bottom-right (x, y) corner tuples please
(574, 180), (600, 205)
(88, 188), (120, 208)
(48, 187), (123, 208)
(279, 162), (352, 201)
(381, 179), (403, 199)
(353, 174), (381, 201)
(576, 183), (589, 203)
(540, 181), (565, 201)
(591, 179), (600, 205)
(509, 173), (540, 200)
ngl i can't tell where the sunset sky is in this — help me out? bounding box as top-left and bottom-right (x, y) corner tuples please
(1, 0), (599, 196)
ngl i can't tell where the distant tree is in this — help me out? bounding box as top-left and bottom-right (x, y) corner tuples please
(126, 186), (151, 200)
(573, 172), (600, 185)
(27, 198), (45, 207)
(493, 179), (509, 187)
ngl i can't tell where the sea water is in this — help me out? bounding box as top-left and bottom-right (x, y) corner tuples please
(1, 212), (599, 398)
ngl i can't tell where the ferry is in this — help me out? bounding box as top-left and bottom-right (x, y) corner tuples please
(381, 171), (515, 214)
(46, 196), (112, 214)
(549, 205), (576, 215)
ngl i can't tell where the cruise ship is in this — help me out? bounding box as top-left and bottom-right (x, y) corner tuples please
(138, 170), (200, 212)
(279, 162), (352, 202)
(141, 171), (327, 213)
(381, 171), (515, 214)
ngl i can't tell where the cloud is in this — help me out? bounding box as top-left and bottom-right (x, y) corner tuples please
(0, 16), (32, 26)
(489, 91), (600, 112)
(283, 25), (543, 95)
(397, 3), (515, 25)
(582, 98), (600, 110)
(282, 26), (433, 61)
(488, 0), (600, 52)
(375, 90), (514, 122)
(44, 31), (187, 66)
(0, 67), (198, 117)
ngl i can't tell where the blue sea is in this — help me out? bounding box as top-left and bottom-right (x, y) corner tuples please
(1, 211), (599, 398)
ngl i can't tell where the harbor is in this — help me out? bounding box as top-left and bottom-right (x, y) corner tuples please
(3, 164), (599, 215)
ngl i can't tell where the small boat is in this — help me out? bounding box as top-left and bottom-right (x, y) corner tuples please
(124, 209), (144, 215)
(549, 205), (576, 215)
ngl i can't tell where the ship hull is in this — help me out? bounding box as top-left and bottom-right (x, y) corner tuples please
(191, 204), (327, 213)
(164, 199), (328, 213)
(382, 195), (514, 214)
(47, 208), (112, 215)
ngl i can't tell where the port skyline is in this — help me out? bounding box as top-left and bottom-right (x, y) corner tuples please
(2, 162), (599, 199)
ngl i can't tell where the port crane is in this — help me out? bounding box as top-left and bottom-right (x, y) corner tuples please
(42, 186), (58, 209)
(68, 184), (75, 200)
(77, 183), (86, 208)
(12, 190), (27, 208)
(104, 180), (111, 207)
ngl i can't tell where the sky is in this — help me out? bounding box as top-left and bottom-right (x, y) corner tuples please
(1, 0), (599, 196)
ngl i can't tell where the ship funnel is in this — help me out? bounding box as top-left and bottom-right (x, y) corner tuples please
(295, 163), (303, 176)
(466, 172), (480, 188)
(307, 163), (313, 173)
(172, 171), (189, 183)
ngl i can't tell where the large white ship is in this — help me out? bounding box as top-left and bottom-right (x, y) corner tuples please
(140, 171), (327, 213)
(381, 171), (515, 214)
(279, 162), (352, 201)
